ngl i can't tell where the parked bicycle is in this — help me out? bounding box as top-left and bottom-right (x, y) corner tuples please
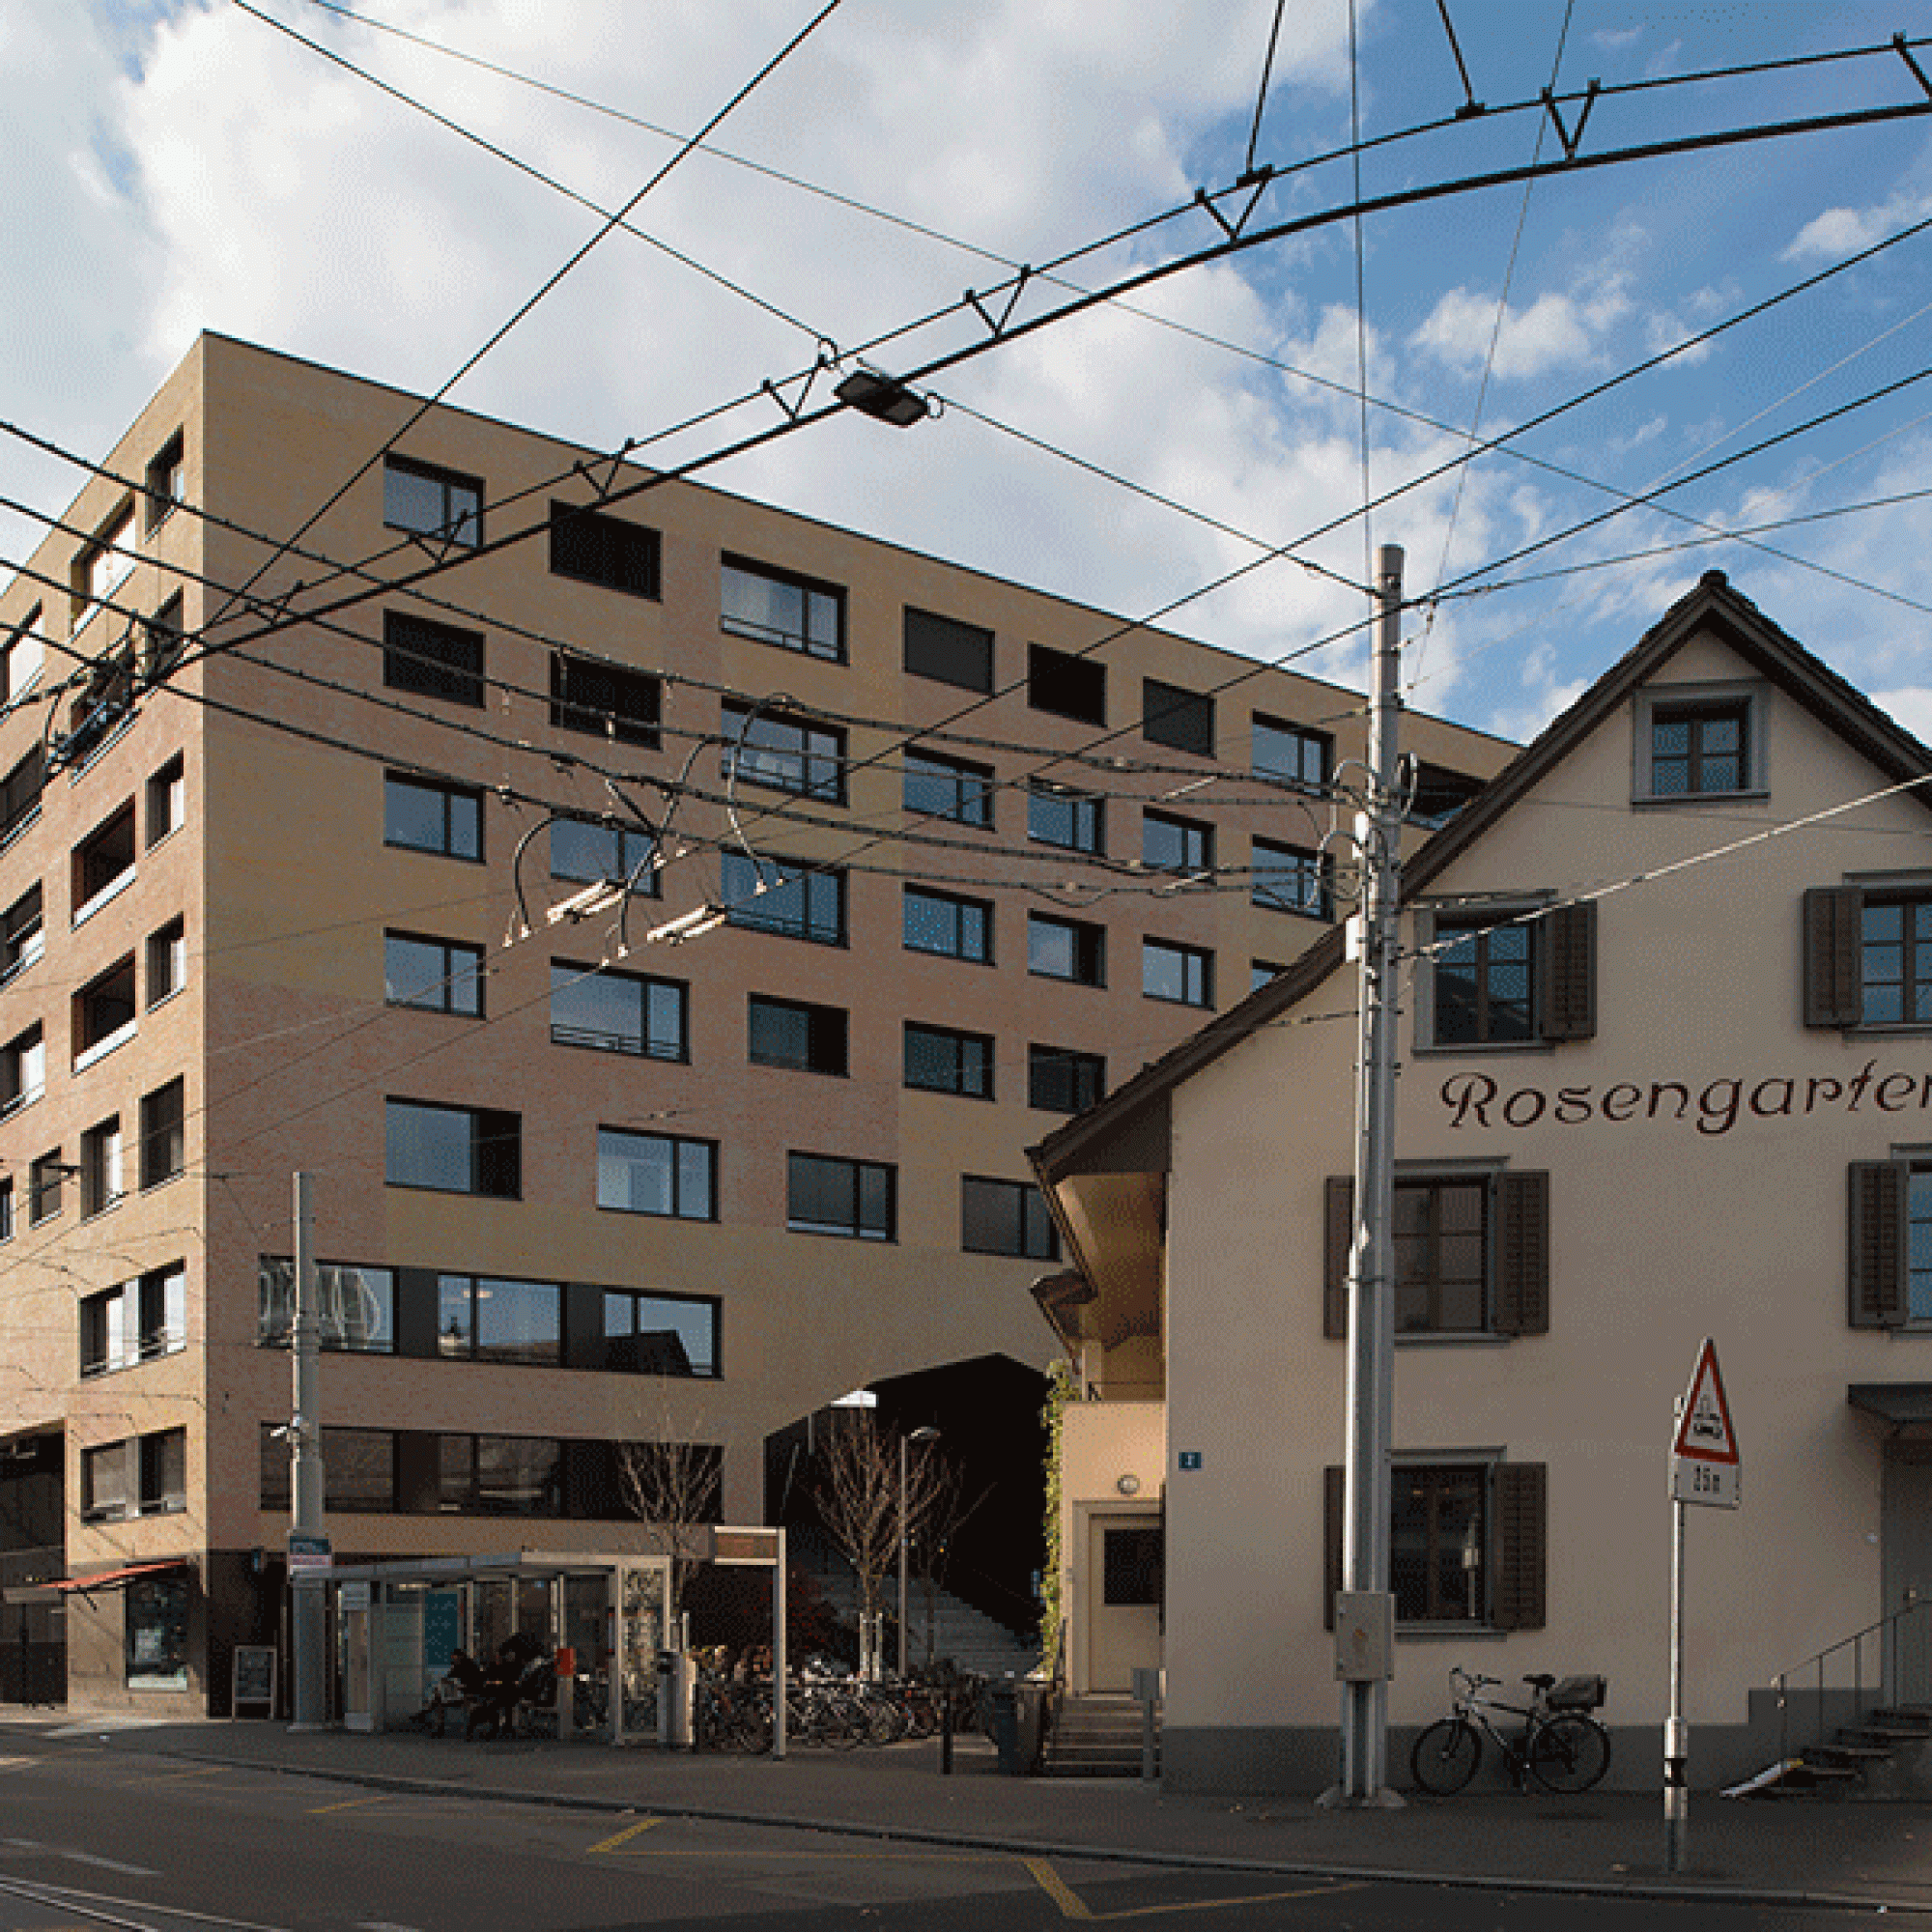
(1410, 1667), (1611, 1795)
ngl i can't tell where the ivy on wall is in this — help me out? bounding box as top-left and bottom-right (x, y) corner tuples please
(1039, 1356), (1078, 1681)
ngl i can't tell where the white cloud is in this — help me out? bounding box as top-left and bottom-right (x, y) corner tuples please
(1782, 190), (1932, 264)
(1408, 281), (1631, 382)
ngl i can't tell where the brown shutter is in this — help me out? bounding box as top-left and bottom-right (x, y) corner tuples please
(1849, 1160), (1909, 1329)
(1323, 1463), (1344, 1631)
(1324, 1176), (1353, 1339)
(1494, 1171), (1550, 1336)
(1492, 1463), (1547, 1631)
(1539, 901), (1597, 1041)
(1804, 887), (1861, 1028)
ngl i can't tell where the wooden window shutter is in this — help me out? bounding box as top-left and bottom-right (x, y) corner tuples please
(1539, 901), (1597, 1041)
(1323, 1177), (1353, 1339)
(1804, 887), (1861, 1028)
(1322, 1463), (1344, 1631)
(1494, 1171), (1550, 1336)
(1492, 1463), (1547, 1631)
(1848, 1159), (1909, 1329)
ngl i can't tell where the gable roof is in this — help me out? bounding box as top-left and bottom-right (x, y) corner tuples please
(1032, 571), (1932, 1184)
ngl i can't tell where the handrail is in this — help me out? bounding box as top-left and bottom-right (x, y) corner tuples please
(1772, 1597), (1931, 1761)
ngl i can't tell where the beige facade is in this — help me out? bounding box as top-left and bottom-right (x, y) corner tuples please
(0, 333), (1510, 1712)
(1036, 574), (1932, 1793)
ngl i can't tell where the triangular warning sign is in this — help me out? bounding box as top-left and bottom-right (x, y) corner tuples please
(1672, 1339), (1740, 1465)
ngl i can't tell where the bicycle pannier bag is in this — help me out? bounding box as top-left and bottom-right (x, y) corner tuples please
(1548, 1673), (1606, 1710)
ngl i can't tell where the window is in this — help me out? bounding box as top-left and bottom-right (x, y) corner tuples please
(62, 639), (135, 767)
(1804, 883), (1932, 1031)
(145, 432), (185, 532)
(788, 1152), (895, 1240)
(1253, 839), (1328, 920)
(550, 652), (661, 749)
(1253, 716), (1329, 791)
(1029, 913), (1104, 986)
(721, 702), (845, 802)
(146, 755), (185, 847)
(1143, 678), (1213, 755)
(384, 773), (482, 860)
(385, 1100), (521, 1198)
(81, 1264), (185, 1375)
(905, 1022), (994, 1098)
(75, 956), (138, 1065)
(1144, 810), (1212, 875)
(961, 1176), (1059, 1260)
(143, 593), (185, 682)
(73, 504), (135, 631)
(2, 608), (44, 707)
(1252, 959), (1287, 993)
(1029, 782), (1103, 855)
(904, 750), (995, 827)
(257, 1258), (394, 1353)
(73, 805), (136, 920)
(259, 1425), (397, 1512)
(552, 962), (686, 1060)
(139, 1078), (185, 1190)
(83, 1429), (185, 1521)
(384, 611), (485, 708)
(2, 1025), (43, 1114)
(1406, 761), (1485, 829)
(147, 918), (187, 1007)
(599, 1290), (719, 1378)
(552, 818), (658, 895)
(549, 500), (660, 598)
(385, 932), (484, 1016)
(1029, 1044), (1104, 1114)
(1419, 902), (1596, 1047)
(127, 1570), (190, 1688)
(28, 1151), (63, 1226)
(1635, 685), (1762, 801)
(80, 1117), (123, 1218)
(597, 1128), (717, 1222)
(0, 746), (43, 843)
(904, 886), (992, 962)
(1322, 1170), (1550, 1339)
(0, 1179), (12, 1242)
(721, 852), (845, 946)
(722, 557), (844, 661)
(1143, 937), (1212, 1008)
(905, 608), (993, 693)
(441, 1435), (563, 1517)
(384, 456), (482, 549)
(1325, 1460), (1548, 1631)
(0, 885), (43, 982)
(749, 995), (847, 1075)
(1028, 644), (1105, 725)
(436, 1274), (560, 1366)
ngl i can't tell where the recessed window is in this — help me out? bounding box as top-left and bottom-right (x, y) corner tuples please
(437, 1273), (561, 1366)
(257, 1258), (394, 1354)
(80, 1116), (124, 1218)
(722, 557), (844, 662)
(1434, 915), (1534, 1045)
(1144, 810), (1212, 876)
(147, 918), (187, 1007)
(73, 804), (136, 921)
(29, 1150), (64, 1226)
(1394, 1463), (1491, 1624)
(597, 1128), (717, 1222)
(1253, 838), (1329, 920)
(384, 611), (485, 708)
(1029, 782), (1103, 855)
(384, 773), (483, 861)
(2, 1025), (44, 1115)
(1028, 644), (1105, 726)
(62, 641), (136, 768)
(1253, 716), (1329, 791)
(787, 1152), (895, 1241)
(139, 1078), (185, 1190)
(145, 433), (185, 532)
(1406, 761), (1485, 829)
(722, 853), (845, 946)
(146, 755), (185, 847)
(74, 955), (138, 1065)
(1030, 914), (1104, 987)
(1, 885), (43, 983)
(1651, 698), (1750, 796)
(384, 1100), (521, 1198)
(384, 456), (483, 549)
(549, 500), (661, 599)
(0, 1179), (12, 1242)
(2, 608), (45, 708)
(1028, 1044), (1105, 1114)
(73, 504), (135, 633)
(600, 1290), (719, 1378)
(143, 593), (186, 682)
(904, 608), (993, 693)
(550, 652), (661, 748)
(961, 1176), (1059, 1260)
(552, 817), (659, 894)
(904, 886), (993, 963)
(904, 750), (995, 827)
(1861, 894), (1932, 1027)
(905, 1022), (994, 1098)
(385, 932), (484, 1016)
(440, 1435), (563, 1516)
(1143, 678), (1214, 756)
(0, 746), (43, 844)
(83, 1428), (185, 1522)
(552, 962), (687, 1060)
(82, 1264), (186, 1376)
(721, 702), (845, 803)
(748, 995), (847, 1075)
(1143, 937), (1213, 1008)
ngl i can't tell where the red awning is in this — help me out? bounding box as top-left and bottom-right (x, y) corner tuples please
(48, 1559), (187, 1595)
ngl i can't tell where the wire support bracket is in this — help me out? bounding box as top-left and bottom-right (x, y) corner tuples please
(963, 269), (1035, 340)
(1192, 177), (1273, 243)
(573, 440), (640, 502)
(1540, 78), (1601, 162)
(1895, 33), (1932, 100)
(760, 341), (840, 425)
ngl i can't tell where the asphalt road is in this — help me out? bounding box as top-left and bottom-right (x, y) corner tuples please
(0, 1738), (1883, 1931)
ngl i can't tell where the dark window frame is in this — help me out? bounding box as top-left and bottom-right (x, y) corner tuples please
(1028, 912), (1105, 987)
(547, 499), (661, 599)
(549, 651), (662, 749)
(1028, 644), (1106, 726)
(1142, 936), (1213, 1009)
(1252, 838), (1329, 920)
(722, 852), (846, 947)
(961, 1175), (1060, 1260)
(1143, 810), (1213, 876)
(904, 1022), (995, 1099)
(385, 931), (486, 1017)
(1028, 782), (1104, 856)
(384, 1098), (522, 1199)
(1028, 1044), (1105, 1114)
(721, 702), (846, 804)
(904, 749), (996, 828)
(904, 886), (994, 964)
(721, 555), (846, 663)
(384, 455), (483, 549)
(596, 1127), (719, 1224)
(904, 608), (994, 693)
(383, 610), (486, 708)
(384, 772), (484, 863)
(748, 994), (849, 1076)
(1142, 677), (1214, 756)
(786, 1151), (896, 1242)
(550, 961), (688, 1061)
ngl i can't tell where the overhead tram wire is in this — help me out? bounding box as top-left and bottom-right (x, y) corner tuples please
(1244, 0), (1291, 180)
(1348, 0), (1374, 585)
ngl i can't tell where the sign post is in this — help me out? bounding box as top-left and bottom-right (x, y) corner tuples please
(1665, 1338), (1741, 1875)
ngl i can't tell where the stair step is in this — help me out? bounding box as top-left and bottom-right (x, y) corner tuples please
(1804, 1744), (1890, 1765)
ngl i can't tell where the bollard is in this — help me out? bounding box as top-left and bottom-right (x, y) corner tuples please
(940, 1692), (954, 1775)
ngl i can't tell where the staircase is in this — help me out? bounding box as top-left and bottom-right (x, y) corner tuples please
(1040, 1693), (1156, 1778)
(1751, 1704), (1932, 1799)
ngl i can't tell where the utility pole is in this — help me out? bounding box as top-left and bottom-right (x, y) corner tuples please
(1323, 545), (1406, 1807)
(289, 1172), (326, 1730)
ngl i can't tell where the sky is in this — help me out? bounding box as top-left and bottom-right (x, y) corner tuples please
(5, 0), (1932, 749)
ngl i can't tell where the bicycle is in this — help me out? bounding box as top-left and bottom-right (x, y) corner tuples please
(1410, 1667), (1611, 1795)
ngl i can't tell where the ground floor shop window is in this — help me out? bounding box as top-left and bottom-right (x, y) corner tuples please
(126, 1572), (189, 1690)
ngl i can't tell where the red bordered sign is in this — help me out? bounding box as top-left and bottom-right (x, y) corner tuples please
(1670, 1338), (1740, 1508)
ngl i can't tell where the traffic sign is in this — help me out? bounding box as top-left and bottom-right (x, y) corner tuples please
(1670, 1339), (1740, 1509)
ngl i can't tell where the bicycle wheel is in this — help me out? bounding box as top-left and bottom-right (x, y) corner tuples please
(1410, 1719), (1481, 1795)
(1527, 1713), (1610, 1794)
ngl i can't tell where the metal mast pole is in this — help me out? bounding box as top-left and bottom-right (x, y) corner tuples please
(289, 1172), (326, 1730)
(1333, 546), (1405, 1804)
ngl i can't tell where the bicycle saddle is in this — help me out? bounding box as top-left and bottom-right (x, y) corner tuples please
(1522, 1672), (1555, 1690)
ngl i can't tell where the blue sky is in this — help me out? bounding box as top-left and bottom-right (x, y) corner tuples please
(5, 0), (1931, 749)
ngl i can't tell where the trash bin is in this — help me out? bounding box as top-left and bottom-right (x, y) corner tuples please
(987, 1680), (1021, 1774)
(657, 1650), (694, 1749)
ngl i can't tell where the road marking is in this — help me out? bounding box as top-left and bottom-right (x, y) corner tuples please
(0, 1756), (40, 1772)
(1019, 1859), (1361, 1923)
(311, 1796), (391, 1815)
(59, 1852), (159, 1876)
(586, 1816), (662, 1855)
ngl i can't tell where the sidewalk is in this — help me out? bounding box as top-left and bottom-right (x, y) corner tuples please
(9, 1711), (1932, 1914)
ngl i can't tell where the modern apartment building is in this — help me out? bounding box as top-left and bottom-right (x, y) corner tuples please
(0, 333), (1511, 1713)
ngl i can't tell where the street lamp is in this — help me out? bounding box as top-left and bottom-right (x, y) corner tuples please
(897, 1426), (940, 1677)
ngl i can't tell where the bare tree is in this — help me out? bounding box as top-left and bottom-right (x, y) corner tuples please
(617, 1435), (721, 1625)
